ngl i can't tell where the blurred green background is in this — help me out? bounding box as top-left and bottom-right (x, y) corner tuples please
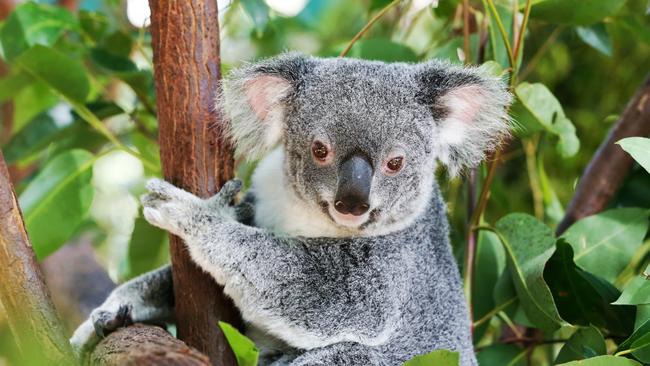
(0, 0), (649, 365)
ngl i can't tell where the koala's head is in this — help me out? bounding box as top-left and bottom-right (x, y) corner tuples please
(221, 53), (511, 235)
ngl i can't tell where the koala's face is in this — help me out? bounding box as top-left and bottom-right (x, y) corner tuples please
(223, 55), (510, 235)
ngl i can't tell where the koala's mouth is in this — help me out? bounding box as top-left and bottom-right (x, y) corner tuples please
(319, 201), (379, 229)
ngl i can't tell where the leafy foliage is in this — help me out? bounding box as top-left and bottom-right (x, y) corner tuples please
(0, 0), (649, 365)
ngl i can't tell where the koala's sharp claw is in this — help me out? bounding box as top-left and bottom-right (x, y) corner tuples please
(219, 179), (243, 202)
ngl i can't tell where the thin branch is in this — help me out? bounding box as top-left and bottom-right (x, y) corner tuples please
(462, 0), (471, 63)
(485, 0), (515, 68)
(340, 0), (401, 57)
(512, 0), (532, 62)
(473, 297), (517, 327)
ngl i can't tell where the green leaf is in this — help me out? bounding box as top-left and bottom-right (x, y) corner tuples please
(477, 344), (525, 366)
(487, 2), (514, 69)
(0, 70), (33, 104)
(617, 137), (650, 174)
(618, 317), (650, 353)
(99, 31), (133, 57)
(79, 10), (109, 42)
(494, 213), (566, 332)
(347, 38), (417, 62)
(530, 0), (627, 26)
(19, 150), (95, 259)
(402, 349), (459, 366)
(15, 45), (90, 103)
(560, 208), (649, 283)
(513, 82), (580, 157)
(544, 241), (635, 336)
(556, 355), (641, 366)
(123, 217), (168, 280)
(538, 158), (564, 223)
(240, 0), (270, 37)
(473, 230), (506, 342)
(576, 23), (612, 56)
(219, 321), (259, 366)
(555, 326), (606, 364)
(0, 2), (79, 61)
(614, 274), (650, 305)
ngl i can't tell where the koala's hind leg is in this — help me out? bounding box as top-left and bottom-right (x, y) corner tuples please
(69, 265), (174, 357)
(284, 343), (390, 366)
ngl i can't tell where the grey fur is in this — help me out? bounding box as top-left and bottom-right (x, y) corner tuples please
(70, 54), (511, 365)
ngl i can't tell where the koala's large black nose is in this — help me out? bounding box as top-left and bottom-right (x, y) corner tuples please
(334, 155), (372, 216)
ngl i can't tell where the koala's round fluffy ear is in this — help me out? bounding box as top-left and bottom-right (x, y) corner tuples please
(414, 61), (512, 175)
(218, 53), (314, 159)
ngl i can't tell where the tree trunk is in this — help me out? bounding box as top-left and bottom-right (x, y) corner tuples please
(556, 74), (650, 234)
(148, 1), (240, 365)
(0, 151), (74, 365)
(90, 324), (210, 366)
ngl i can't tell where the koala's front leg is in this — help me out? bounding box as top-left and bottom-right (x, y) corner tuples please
(69, 265), (174, 358)
(285, 343), (390, 366)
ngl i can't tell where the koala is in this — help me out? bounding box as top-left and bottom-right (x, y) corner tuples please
(70, 53), (510, 366)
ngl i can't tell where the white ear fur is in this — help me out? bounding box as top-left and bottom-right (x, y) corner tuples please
(219, 72), (293, 159)
(432, 70), (511, 175)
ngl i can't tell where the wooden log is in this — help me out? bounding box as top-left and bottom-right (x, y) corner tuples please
(148, 1), (240, 364)
(89, 324), (210, 366)
(557, 75), (650, 234)
(0, 150), (74, 365)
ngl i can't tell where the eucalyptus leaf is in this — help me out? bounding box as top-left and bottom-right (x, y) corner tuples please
(555, 326), (606, 364)
(556, 355), (641, 366)
(347, 38), (417, 62)
(124, 217), (168, 281)
(544, 241), (635, 336)
(219, 321), (259, 366)
(0, 2), (79, 61)
(79, 10), (109, 42)
(15, 45), (90, 103)
(576, 23), (612, 56)
(494, 213), (566, 332)
(477, 344), (525, 366)
(19, 150), (95, 259)
(614, 275), (650, 305)
(514, 82), (579, 157)
(530, 0), (627, 26)
(402, 349), (459, 366)
(240, 0), (270, 36)
(617, 137), (650, 174)
(617, 318), (650, 364)
(560, 208), (649, 283)
(473, 230), (506, 342)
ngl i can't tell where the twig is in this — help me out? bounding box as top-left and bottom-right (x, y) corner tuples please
(512, 0), (532, 62)
(519, 27), (563, 81)
(473, 297), (517, 327)
(485, 0), (515, 68)
(340, 0), (402, 57)
(462, 0), (471, 63)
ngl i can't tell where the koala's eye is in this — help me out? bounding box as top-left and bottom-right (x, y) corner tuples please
(384, 156), (404, 175)
(311, 141), (330, 163)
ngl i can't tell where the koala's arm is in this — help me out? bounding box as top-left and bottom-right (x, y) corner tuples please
(69, 265), (174, 356)
(142, 178), (405, 349)
(69, 192), (254, 357)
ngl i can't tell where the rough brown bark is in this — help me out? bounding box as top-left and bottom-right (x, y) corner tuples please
(90, 324), (210, 366)
(556, 75), (650, 234)
(0, 151), (74, 365)
(149, 1), (240, 365)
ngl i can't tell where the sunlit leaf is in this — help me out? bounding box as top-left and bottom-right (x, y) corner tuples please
(617, 137), (650, 174)
(0, 2), (79, 61)
(402, 349), (459, 366)
(560, 208), (649, 283)
(240, 0), (270, 37)
(531, 0), (627, 26)
(545, 241), (635, 336)
(19, 149), (95, 259)
(494, 213), (566, 332)
(15, 45), (90, 103)
(576, 23), (612, 56)
(79, 10), (109, 42)
(219, 321), (259, 366)
(614, 273), (650, 305)
(555, 326), (606, 364)
(513, 82), (580, 157)
(556, 355), (641, 365)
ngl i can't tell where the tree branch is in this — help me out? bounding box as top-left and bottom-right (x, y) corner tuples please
(90, 324), (210, 366)
(556, 74), (650, 234)
(0, 150), (74, 365)
(148, 1), (239, 365)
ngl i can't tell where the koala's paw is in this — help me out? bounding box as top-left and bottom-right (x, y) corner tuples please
(69, 304), (132, 360)
(208, 179), (243, 210)
(141, 178), (200, 236)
